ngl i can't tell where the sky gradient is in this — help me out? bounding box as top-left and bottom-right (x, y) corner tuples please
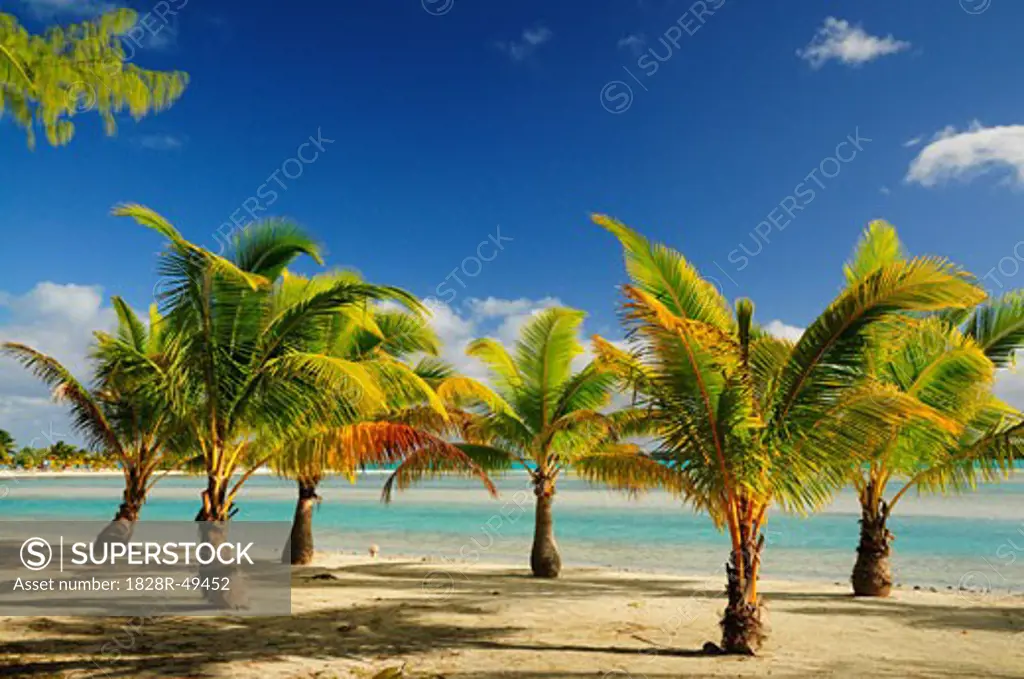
(2, 0), (1024, 445)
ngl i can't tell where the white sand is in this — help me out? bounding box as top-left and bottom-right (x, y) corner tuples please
(1, 553), (1021, 678)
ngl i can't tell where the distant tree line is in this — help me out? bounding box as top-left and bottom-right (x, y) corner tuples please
(0, 428), (121, 470)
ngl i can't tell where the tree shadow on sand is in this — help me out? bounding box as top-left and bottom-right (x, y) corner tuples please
(0, 599), (512, 677)
(2, 560), (1019, 677)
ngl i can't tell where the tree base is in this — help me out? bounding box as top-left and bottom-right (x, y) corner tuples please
(852, 505), (893, 598)
(851, 551), (892, 597)
(529, 546), (562, 578)
(720, 598), (765, 655)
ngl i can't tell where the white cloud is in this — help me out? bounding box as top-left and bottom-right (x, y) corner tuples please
(496, 25), (553, 62)
(879, 186), (891, 195)
(617, 33), (646, 56)
(903, 136), (923, 148)
(0, 283), (118, 447)
(797, 17), (910, 69)
(995, 368), (1024, 412)
(764, 320), (804, 343)
(464, 296), (558, 319)
(906, 121), (1024, 188)
(19, 0), (116, 19)
(134, 133), (184, 151)
(424, 297), (570, 382)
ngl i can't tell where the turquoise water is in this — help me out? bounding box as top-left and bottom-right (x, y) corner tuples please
(2, 473), (1023, 591)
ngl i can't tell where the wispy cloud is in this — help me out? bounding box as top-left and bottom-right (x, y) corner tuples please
(797, 17), (910, 69)
(142, 23), (178, 50)
(617, 33), (647, 56)
(18, 0), (116, 19)
(134, 133), (185, 151)
(764, 320), (804, 343)
(906, 121), (1024, 188)
(496, 25), (553, 62)
(902, 136), (923, 148)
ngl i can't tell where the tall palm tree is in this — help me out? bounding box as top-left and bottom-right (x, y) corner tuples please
(116, 205), (429, 526)
(424, 306), (673, 578)
(841, 222), (1024, 596)
(268, 285), (496, 564)
(3, 298), (180, 541)
(1, 9), (188, 148)
(584, 215), (986, 654)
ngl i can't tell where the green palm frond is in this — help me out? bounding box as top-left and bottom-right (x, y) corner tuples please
(1, 343), (120, 453)
(228, 218), (324, 277)
(575, 445), (693, 497)
(466, 338), (523, 395)
(891, 401), (1024, 504)
(593, 214), (733, 330)
(514, 307), (586, 427)
(380, 434), (500, 503)
(110, 296), (148, 351)
(371, 309), (441, 358)
(844, 219), (904, 285)
(551, 362), (616, 419)
(770, 257), (985, 432)
(963, 291), (1024, 368)
(411, 356), (456, 385)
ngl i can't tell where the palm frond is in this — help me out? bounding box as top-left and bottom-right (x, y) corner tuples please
(963, 291), (1024, 368)
(574, 445), (693, 497)
(769, 257), (985, 432)
(379, 431), (500, 502)
(228, 218), (324, 278)
(593, 213), (733, 330)
(466, 338), (523, 394)
(844, 219), (904, 284)
(1, 342), (120, 452)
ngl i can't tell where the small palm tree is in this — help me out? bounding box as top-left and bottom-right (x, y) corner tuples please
(268, 287), (496, 564)
(841, 222), (1024, 596)
(429, 306), (671, 578)
(585, 215), (985, 654)
(3, 299), (179, 540)
(118, 205), (428, 527)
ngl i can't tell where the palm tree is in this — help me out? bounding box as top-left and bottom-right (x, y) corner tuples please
(0, 430), (15, 466)
(116, 205), (428, 526)
(427, 306), (672, 578)
(1, 9), (188, 148)
(841, 222), (1024, 597)
(583, 215), (986, 654)
(268, 283), (497, 565)
(3, 298), (180, 540)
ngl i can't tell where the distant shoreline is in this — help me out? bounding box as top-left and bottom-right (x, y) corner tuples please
(0, 467), (403, 478)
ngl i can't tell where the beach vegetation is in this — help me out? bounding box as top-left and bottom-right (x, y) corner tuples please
(586, 214), (985, 653)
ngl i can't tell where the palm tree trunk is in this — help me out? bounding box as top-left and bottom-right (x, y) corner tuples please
(283, 477), (320, 565)
(530, 476), (561, 578)
(193, 475), (249, 608)
(720, 523), (766, 654)
(96, 466), (147, 544)
(195, 475), (234, 521)
(852, 498), (893, 597)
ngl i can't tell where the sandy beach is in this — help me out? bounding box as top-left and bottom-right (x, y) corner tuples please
(1, 553), (1021, 678)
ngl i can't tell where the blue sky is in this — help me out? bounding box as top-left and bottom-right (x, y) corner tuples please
(2, 0), (1024, 444)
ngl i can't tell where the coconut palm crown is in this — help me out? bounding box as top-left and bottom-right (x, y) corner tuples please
(3, 297), (182, 541)
(267, 289), (498, 564)
(841, 221), (1024, 597)
(116, 204), (435, 524)
(428, 306), (674, 578)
